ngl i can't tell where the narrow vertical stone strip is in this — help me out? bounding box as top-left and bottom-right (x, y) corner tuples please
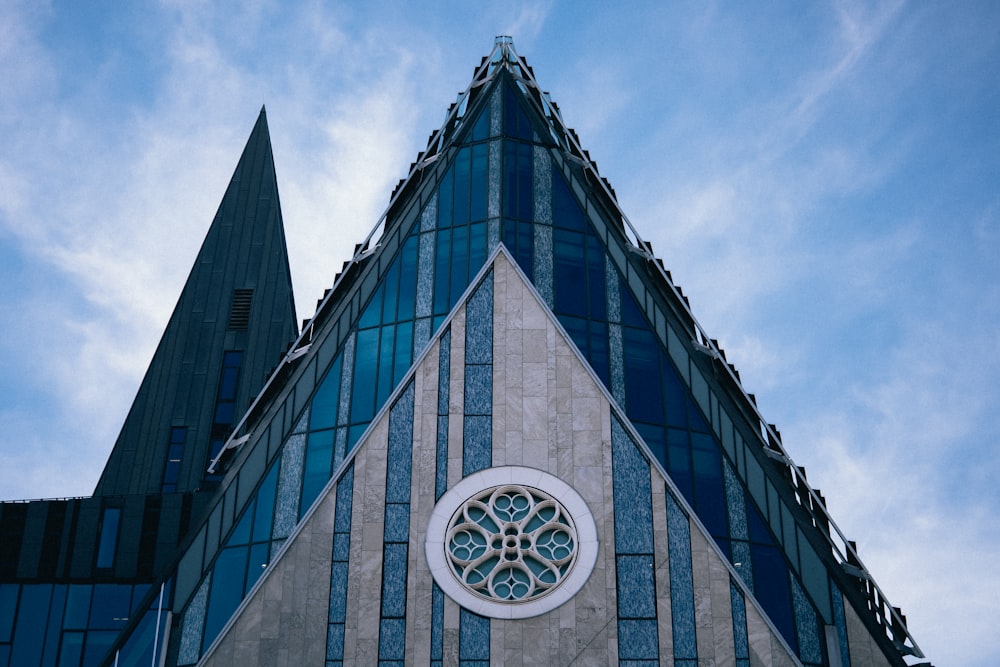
(830, 582), (852, 667)
(459, 271), (493, 662)
(177, 576), (210, 665)
(666, 490), (698, 664)
(725, 460), (754, 591)
(379, 381), (416, 665)
(462, 271), (493, 477)
(416, 195), (438, 351)
(532, 146), (554, 307)
(488, 82), (502, 138)
(436, 328), (451, 501)
(333, 332), (355, 468)
(606, 257), (625, 406)
(611, 415), (660, 663)
(326, 463), (355, 665)
(430, 583), (445, 667)
(459, 609), (491, 667)
(272, 423), (306, 539)
(792, 577), (823, 665)
(731, 580), (751, 667)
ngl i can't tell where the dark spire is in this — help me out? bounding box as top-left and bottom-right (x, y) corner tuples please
(93, 109), (298, 496)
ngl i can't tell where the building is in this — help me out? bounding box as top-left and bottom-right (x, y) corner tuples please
(0, 38), (928, 666)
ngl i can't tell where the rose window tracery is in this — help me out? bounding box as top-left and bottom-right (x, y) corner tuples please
(445, 485), (578, 602)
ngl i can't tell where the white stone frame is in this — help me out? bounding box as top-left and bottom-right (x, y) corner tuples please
(425, 466), (598, 619)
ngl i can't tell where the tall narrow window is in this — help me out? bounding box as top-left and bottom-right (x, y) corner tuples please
(161, 426), (187, 493)
(204, 351), (244, 482)
(96, 507), (121, 569)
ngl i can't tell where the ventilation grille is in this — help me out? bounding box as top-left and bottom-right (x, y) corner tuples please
(228, 289), (254, 330)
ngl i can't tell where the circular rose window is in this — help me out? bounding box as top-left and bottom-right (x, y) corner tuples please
(426, 467), (598, 619)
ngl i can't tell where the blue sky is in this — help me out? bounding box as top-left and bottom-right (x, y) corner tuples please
(1, 1), (997, 664)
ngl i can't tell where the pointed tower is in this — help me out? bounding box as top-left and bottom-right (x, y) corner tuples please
(0, 39), (927, 667)
(94, 108), (298, 497)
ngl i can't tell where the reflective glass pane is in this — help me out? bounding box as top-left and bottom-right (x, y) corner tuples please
(203, 547), (247, 651)
(252, 464), (279, 544)
(89, 584), (131, 630)
(63, 585), (92, 630)
(95, 508), (121, 569)
(309, 355), (343, 432)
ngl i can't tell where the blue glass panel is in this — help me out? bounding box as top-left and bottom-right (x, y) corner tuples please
(219, 366), (239, 401)
(382, 260), (400, 323)
(82, 630), (117, 667)
(245, 543), (269, 595)
(252, 463), (279, 544)
(95, 508), (121, 569)
(377, 325), (396, 407)
(552, 170), (585, 231)
(114, 608), (161, 667)
(347, 424), (368, 451)
(504, 82), (532, 140)
(204, 547), (248, 650)
(747, 499), (776, 546)
(309, 355), (343, 431)
(693, 446), (727, 537)
(0, 584), (18, 641)
(469, 222), (487, 275)
(554, 228), (587, 316)
(560, 316), (588, 357)
(89, 584), (131, 630)
(351, 327), (379, 423)
(455, 147), (471, 226)
(45, 584), (67, 667)
(589, 320), (610, 386)
(63, 585), (91, 630)
(302, 429), (335, 514)
(667, 428), (694, 502)
(620, 282), (646, 328)
(438, 164), (454, 229)
(586, 235), (607, 320)
(662, 358), (688, 428)
(229, 501), (253, 546)
(213, 402), (235, 425)
(450, 225), (469, 305)
(470, 143), (488, 221)
(688, 400), (710, 433)
(434, 228), (451, 315)
(359, 283), (384, 330)
(59, 630), (84, 667)
(11, 585), (50, 666)
(634, 422), (666, 468)
(751, 544), (796, 652)
(393, 321), (413, 387)
(623, 327), (663, 424)
(398, 235), (418, 321)
(471, 102), (490, 141)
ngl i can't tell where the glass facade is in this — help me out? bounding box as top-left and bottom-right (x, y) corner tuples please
(0, 39), (920, 667)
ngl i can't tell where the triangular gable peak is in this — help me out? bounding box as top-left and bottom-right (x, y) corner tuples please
(103, 39), (921, 666)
